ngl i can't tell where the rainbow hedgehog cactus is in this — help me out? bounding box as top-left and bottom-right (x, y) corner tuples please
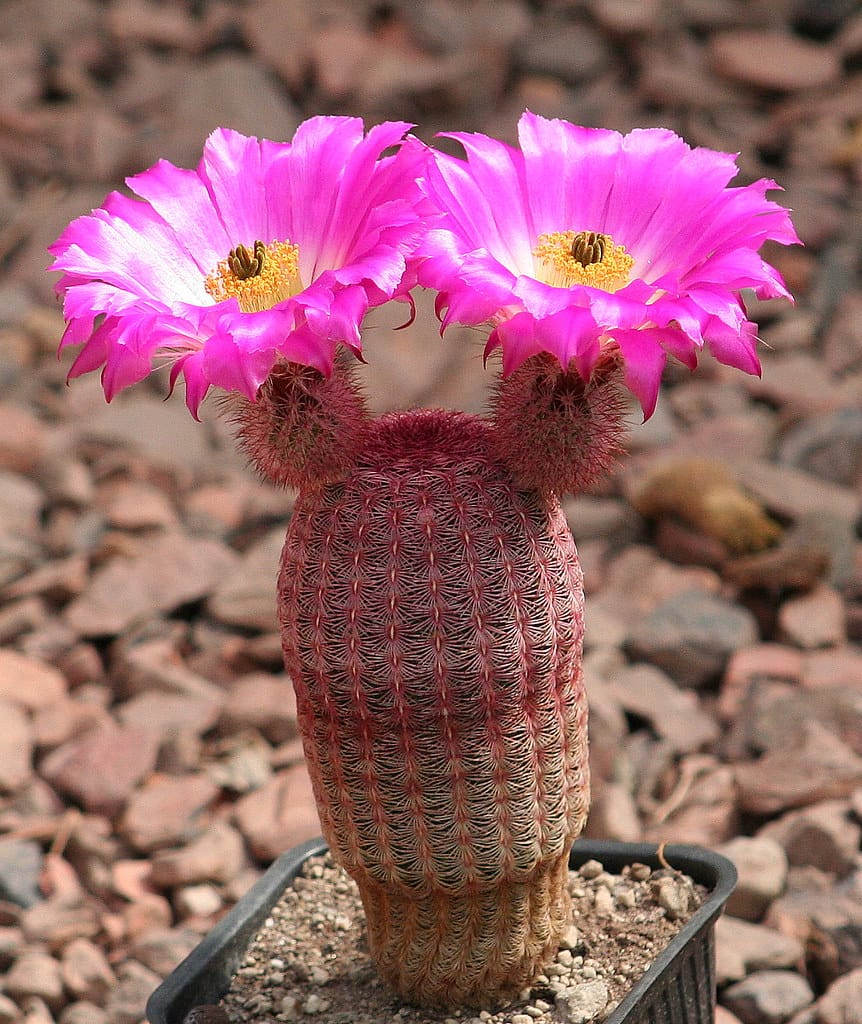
(50, 112), (798, 1008)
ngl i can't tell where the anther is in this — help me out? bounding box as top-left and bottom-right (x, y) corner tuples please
(228, 240), (266, 280)
(570, 231), (609, 267)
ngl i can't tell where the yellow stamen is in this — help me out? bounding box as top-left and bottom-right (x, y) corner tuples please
(205, 239), (302, 312)
(533, 229), (633, 291)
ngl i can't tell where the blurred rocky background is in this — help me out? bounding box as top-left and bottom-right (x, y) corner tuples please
(1, 0), (862, 1022)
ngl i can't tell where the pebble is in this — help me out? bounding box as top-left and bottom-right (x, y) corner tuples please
(0, 649), (67, 709)
(59, 1002), (111, 1024)
(150, 820), (246, 888)
(814, 967), (862, 1024)
(734, 722), (862, 815)
(0, 840), (41, 909)
(173, 882), (223, 919)
(219, 673), (299, 744)
(207, 527), (284, 632)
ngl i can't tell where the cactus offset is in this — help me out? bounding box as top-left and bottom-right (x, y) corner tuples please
(230, 358), (620, 1007)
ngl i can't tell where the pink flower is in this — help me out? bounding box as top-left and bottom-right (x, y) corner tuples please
(417, 111), (799, 416)
(50, 118), (426, 417)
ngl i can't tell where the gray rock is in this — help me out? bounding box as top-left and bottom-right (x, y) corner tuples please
(626, 590), (759, 688)
(555, 979), (610, 1024)
(518, 17), (610, 83)
(0, 840), (43, 908)
(778, 408), (862, 487)
(722, 970), (814, 1024)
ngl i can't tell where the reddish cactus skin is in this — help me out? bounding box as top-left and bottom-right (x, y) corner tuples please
(277, 407), (589, 1007)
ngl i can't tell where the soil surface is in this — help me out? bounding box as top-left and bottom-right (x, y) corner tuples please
(221, 853), (705, 1024)
(1, 3), (862, 1024)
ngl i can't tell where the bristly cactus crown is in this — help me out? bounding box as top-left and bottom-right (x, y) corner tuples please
(50, 110), (798, 441)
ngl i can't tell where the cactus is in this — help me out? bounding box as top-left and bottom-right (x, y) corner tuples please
(231, 355), (627, 1007)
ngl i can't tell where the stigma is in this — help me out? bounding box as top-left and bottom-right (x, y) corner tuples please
(533, 230), (633, 291)
(205, 239), (302, 312)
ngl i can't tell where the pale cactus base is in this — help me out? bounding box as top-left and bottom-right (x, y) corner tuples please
(277, 406), (590, 1007)
(356, 850), (572, 1006)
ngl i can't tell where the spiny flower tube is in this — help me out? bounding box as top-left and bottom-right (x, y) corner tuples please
(417, 111), (800, 417)
(49, 117), (427, 418)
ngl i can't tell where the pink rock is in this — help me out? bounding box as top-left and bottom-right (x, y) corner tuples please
(715, 916), (803, 986)
(40, 721), (160, 816)
(3, 555), (90, 603)
(65, 533), (238, 637)
(802, 647), (862, 690)
(122, 893), (173, 941)
(149, 821), (246, 888)
(0, 699), (33, 791)
(207, 527), (284, 632)
(709, 30), (841, 91)
(604, 663), (719, 753)
(815, 968), (862, 1024)
(720, 645), (804, 722)
(0, 649), (67, 710)
(31, 697), (110, 751)
(219, 674), (298, 744)
(642, 762), (737, 847)
(779, 585), (846, 650)
(119, 773), (220, 852)
(21, 894), (101, 951)
(60, 937), (116, 1005)
(735, 722), (862, 815)
(113, 637), (224, 702)
(715, 837), (788, 921)
(0, 403), (48, 473)
(116, 690), (222, 739)
(4, 949), (65, 1012)
(99, 479), (178, 531)
(183, 482), (249, 535)
(759, 800), (861, 877)
(233, 764), (321, 862)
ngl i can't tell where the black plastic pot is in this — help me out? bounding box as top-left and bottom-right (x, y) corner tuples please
(147, 837), (736, 1024)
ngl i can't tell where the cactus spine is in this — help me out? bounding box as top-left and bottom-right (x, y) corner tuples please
(232, 356), (626, 1007)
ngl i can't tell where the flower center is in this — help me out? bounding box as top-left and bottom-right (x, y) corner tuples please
(533, 229), (633, 291)
(205, 239), (303, 313)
